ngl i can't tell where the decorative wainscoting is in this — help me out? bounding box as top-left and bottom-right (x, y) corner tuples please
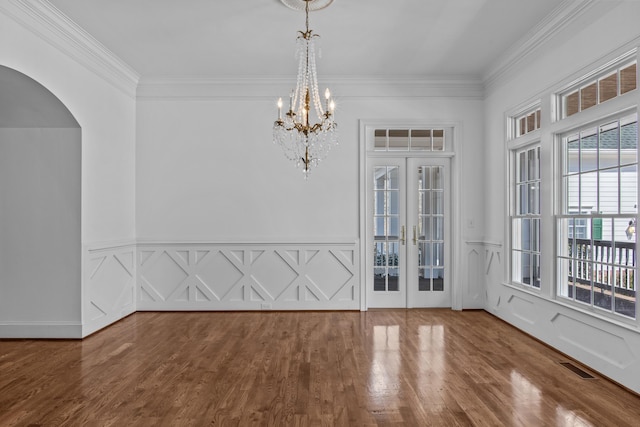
(461, 241), (502, 309)
(483, 242), (640, 394)
(83, 241), (137, 337)
(137, 241), (360, 311)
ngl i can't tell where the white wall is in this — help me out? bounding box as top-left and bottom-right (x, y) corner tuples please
(484, 2), (640, 394)
(0, 2), (137, 337)
(137, 94), (484, 241)
(136, 82), (486, 309)
(0, 128), (81, 336)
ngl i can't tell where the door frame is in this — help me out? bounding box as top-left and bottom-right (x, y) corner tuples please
(358, 119), (463, 311)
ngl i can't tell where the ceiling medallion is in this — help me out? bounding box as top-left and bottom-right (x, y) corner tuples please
(279, 0), (334, 12)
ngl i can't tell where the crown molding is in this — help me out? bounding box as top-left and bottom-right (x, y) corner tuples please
(1, 0), (139, 98)
(137, 75), (485, 101)
(483, 0), (597, 95)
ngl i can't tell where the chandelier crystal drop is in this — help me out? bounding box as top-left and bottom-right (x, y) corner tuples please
(273, 0), (337, 179)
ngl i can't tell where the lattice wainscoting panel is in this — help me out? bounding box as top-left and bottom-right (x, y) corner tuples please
(84, 242), (136, 336)
(137, 242), (360, 310)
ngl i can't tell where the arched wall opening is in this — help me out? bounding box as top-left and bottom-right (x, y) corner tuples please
(0, 65), (82, 337)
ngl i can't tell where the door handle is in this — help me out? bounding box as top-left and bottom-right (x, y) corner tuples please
(401, 225), (406, 245)
(413, 226), (417, 245)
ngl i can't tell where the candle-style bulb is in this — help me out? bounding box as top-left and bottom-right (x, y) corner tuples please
(324, 88), (331, 113)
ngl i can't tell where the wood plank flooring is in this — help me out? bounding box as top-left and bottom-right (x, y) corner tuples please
(1, 310), (640, 426)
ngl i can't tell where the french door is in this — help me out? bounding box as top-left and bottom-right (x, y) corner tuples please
(366, 157), (451, 308)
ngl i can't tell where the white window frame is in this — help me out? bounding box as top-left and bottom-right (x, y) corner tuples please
(505, 45), (639, 328)
(550, 48), (639, 324)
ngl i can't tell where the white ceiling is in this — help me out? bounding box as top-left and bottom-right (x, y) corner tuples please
(47, 0), (564, 81)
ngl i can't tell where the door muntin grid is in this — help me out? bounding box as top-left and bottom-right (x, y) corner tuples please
(417, 166), (445, 292)
(373, 166), (400, 292)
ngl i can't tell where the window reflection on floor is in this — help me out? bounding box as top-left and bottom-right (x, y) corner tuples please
(418, 325), (445, 406)
(510, 370), (541, 424)
(556, 404), (595, 427)
(369, 325), (400, 403)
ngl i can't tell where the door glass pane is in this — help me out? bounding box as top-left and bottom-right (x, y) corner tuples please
(388, 242), (399, 267)
(432, 167), (443, 189)
(374, 191), (385, 215)
(388, 268), (399, 291)
(433, 243), (444, 266)
(374, 267), (386, 291)
(389, 217), (399, 239)
(422, 217), (431, 240)
(433, 192), (443, 214)
(433, 268), (444, 291)
(388, 191), (399, 214)
(418, 268), (431, 291)
(419, 242), (430, 267)
(373, 166), (401, 293)
(374, 217), (384, 237)
(374, 167), (386, 189)
(421, 190), (431, 214)
(421, 166), (431, 189)
(433, 217), (444, 241)
(388, 167), (399, 189)
(375, 243), (385, 266)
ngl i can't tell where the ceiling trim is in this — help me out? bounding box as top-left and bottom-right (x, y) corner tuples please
(1, 0), (139, 98)
(137, 76), (485, 101)
(483, 0), (597, 94)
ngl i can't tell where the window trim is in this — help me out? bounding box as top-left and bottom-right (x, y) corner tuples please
(504, 43), (640, 328)
(554, 49), (637, 122)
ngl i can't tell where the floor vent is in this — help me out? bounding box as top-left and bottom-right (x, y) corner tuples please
(560, 362), (596, 379)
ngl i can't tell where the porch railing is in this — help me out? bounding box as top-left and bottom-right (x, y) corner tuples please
(569, 238), (636, 292)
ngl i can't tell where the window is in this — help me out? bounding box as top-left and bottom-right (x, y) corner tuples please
(515, 107), (542, 137)
(557, 113), (637, 318)
(512, 145), (541, 288)
(560, 60), (637, 119)
(374, 128), (445, 151)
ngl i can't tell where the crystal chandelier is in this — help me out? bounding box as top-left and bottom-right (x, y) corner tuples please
(273, 0), (338, 179)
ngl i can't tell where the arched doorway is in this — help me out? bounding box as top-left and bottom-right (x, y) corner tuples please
(0, 65), (82, 337)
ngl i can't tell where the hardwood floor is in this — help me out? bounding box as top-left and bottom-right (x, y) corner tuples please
(1, 310), (639, 426)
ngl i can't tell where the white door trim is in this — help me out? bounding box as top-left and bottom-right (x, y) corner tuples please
(358, 119), (463, 311)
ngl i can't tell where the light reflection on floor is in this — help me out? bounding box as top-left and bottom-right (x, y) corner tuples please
(369, 325), (400, 403)
(368, 322), (448, 410)
(555, 404), (596, 427)
(510, 370), (542, 425)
